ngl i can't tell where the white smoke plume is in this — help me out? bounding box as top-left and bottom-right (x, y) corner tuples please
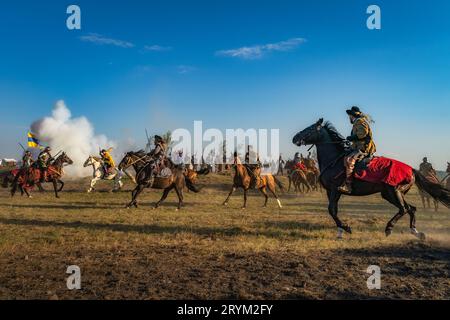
(31, 100), (120, 178)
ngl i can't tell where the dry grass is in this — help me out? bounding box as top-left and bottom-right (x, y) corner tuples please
(0, 173), (449, 299)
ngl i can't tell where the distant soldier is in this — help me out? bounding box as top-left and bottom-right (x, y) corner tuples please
(277, 154), (285, 175)
(419, 157), (438, 183)
(293, 152), (302, 165)
(174, 150), (185, 168)
(338, 106), (376, 194)
(100, 148), (115, 178)
(37, 146), (53, 182)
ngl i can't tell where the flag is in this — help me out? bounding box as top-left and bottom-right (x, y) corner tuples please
(27, 132), (41, 148)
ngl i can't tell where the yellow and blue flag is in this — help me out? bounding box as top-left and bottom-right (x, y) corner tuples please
(27, 132), (41, 148)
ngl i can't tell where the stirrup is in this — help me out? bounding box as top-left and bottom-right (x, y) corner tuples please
(338, 183), (352, 194)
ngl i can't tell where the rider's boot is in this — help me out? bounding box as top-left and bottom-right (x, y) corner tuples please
(337, 178), (353, 194)
(338, 156), (356, 194)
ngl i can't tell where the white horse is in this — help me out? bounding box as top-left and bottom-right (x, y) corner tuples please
(83, 156), (124, 193)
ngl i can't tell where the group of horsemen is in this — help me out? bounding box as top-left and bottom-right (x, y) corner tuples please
(19, 106), (438, 193)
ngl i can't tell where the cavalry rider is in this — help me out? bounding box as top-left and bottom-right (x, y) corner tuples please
(419, 157), (438, 182)
(21, 150), (34, 169)
(148, 135), (167, 172)
(293, 152), (301, 165)
(37, 146), (53, 182)
(338, 106), (377, 194)
(100, 148), (115, 178)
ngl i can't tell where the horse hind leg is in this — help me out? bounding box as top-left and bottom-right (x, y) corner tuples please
(267, 183), (282, 208)
(404, 202), (425, 240)
(259, 187), (269, 207)
(382, 187), (408, 237)
(155, 185), (173, 209)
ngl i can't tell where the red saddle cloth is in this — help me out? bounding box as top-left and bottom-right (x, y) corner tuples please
(354, 157), (413, 187)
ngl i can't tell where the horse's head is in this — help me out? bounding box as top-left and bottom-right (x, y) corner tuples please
(292, 118), (324, 146)
(118, 152), (134, 171)
(83, 156), (93, 167)
(57, 152), (73, 166)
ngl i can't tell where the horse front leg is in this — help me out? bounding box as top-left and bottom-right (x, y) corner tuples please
(58, 180), (64, 192)
(242, 188), (248, 209)
(223, 186), (236, 206)
(327, 190), (350, 237)
(88, 176), (99, 193)
(52, 179), (59, 198)
(127, 184), (145, 208)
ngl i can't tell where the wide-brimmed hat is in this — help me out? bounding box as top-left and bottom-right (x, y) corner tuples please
(346, 106), (362, 117)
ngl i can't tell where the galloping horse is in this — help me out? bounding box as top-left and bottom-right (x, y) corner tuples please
(222, 154), (284, 209)
(118, 151), (202, 210)
(293, 119), (450, 239)
(83, 155), (125, 193)
(11, 152), (73, 198)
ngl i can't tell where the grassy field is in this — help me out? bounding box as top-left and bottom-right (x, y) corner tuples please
(0, 173), (449, 300)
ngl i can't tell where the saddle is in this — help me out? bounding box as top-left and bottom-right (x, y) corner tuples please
(354, 156), (373, 175)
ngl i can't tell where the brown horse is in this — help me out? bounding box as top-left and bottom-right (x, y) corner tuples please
(222, 156), (284, 209)
(118, 151), (202, 210)
(302, 157), (322, 192)
(284, 160), (311, 193)
(11, 152), (73, 198)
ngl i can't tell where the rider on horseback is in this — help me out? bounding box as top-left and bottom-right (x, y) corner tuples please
(148, 135), (167, 174)
(22, 150), (34, 169)
(338, 106), (377, 194)
(100, 148), (115, 178)
(37, 146), (53, 182)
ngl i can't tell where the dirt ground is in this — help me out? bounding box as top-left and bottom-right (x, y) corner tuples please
(0, 173), (449, 300)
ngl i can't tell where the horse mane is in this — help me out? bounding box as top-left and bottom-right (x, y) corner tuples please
(132, 150), (147, 157)
(322, 121), (346, 145)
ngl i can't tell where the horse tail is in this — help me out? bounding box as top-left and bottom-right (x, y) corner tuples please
(185, 175), (202, 193)
(414, 169), (450, 208)
(274, 176), (285, 192)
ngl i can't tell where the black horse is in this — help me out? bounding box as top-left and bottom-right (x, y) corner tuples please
(293, 119), (450, 239)
(118, 150), (201, 210)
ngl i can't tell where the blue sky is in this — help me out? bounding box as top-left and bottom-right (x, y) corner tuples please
(1, 0), (449, 169)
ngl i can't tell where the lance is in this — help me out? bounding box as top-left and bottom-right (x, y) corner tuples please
(18, 143), (26, 152)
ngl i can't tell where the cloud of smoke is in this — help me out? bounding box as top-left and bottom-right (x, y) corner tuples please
(30, 100), (120, 178)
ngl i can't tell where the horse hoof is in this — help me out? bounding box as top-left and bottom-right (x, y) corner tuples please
(418, 232), (426, 241)
(223, 202), (228, 206)
(385, 229), (392, 237)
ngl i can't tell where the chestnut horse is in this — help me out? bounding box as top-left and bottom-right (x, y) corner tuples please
(222, 155), (284, 209)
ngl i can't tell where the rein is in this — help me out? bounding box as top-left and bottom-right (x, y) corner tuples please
(122, 154), (150, 170)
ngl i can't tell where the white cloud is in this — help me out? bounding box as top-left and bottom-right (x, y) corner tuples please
(177, 65), (196, 74)
(144, 45), (172, 52)
(216, 37), (306, 59)
(80, 33), (135, 48)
